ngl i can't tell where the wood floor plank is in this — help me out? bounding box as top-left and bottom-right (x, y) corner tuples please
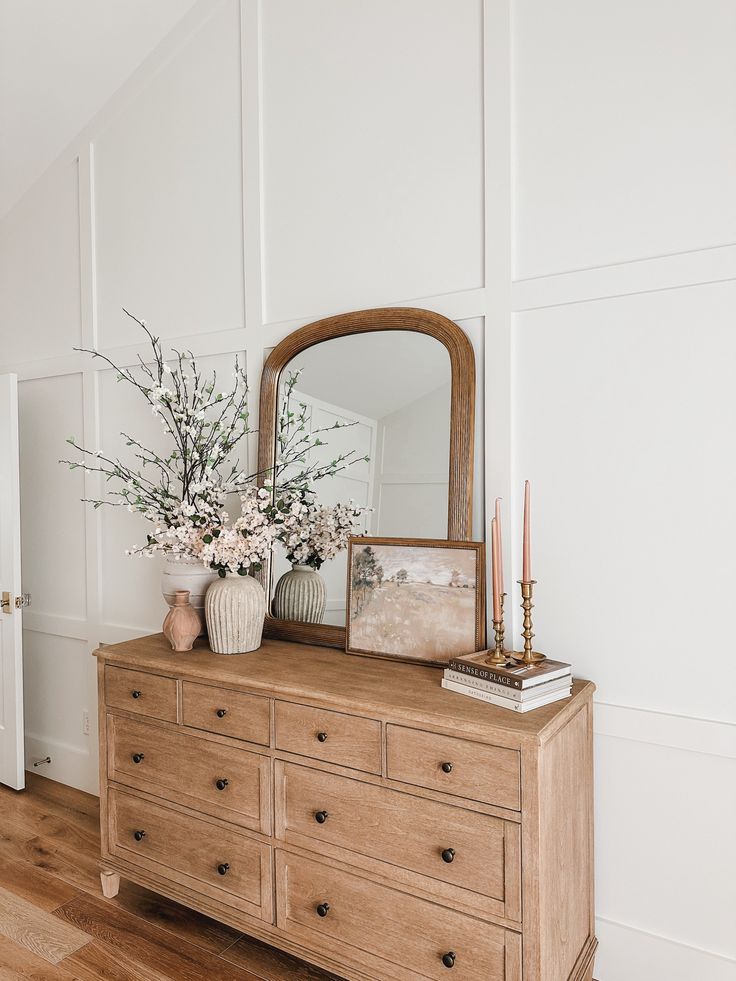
(15, 836), (102, 896)
(220, 933), (341, 980)
(106, 879), (243, 956)
(63, 940), (176, 981)
(0, 856), (79, 912)
(54, 894), (263, 981)
(0, 884), (88, 965)
(0, 785), (98, 847)
(24, 774), (99, 823)
(0, 934), (79, 980)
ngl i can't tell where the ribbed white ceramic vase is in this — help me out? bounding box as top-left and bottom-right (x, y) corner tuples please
(204, 573), (266, 655)
(272, 564), (326, 624)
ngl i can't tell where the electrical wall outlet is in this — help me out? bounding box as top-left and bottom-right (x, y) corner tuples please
(82, 710), (90, 736)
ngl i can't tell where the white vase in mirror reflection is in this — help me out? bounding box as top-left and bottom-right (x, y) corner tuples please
(161, 557), (218, 637)
(205, 573), (266, 654)
(273, 564), (327, 624)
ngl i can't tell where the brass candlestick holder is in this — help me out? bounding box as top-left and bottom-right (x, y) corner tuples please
(487, 592), (508, 666)
(511, 580), (546, 665)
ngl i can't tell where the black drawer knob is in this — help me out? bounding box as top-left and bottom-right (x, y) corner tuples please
(442, 951), (456, 968)
(316, 902), (330, 917)
(131, 690), (142, 699)
(215, 778), (229, 791)
(131, 753), (145, 764)
(217, 863), (230, 876)
(216, 708), (228, 718)
(441, 848), (456, 864)
(441, 761), (453, 773)
(317, 731), (328, 743)
(133, 829), (146, 841)
(314, 810), (329, 824)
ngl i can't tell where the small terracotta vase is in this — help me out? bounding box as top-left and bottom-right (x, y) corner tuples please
(162, 589), (201, 652)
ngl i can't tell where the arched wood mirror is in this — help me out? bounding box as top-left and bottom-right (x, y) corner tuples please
(257, 307), (476, 648)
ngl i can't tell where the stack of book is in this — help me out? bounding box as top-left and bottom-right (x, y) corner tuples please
(442, 651), (572, 713)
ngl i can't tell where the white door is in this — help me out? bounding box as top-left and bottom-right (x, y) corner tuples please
(0, 374), (24, 790)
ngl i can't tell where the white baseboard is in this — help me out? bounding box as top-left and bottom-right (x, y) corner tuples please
(595, 917), (736, 981)
(24, 731), (98, 796)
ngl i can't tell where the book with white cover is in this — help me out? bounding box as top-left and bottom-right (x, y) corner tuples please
(441, 677), (572, 713)
(443, 669), (572, 702)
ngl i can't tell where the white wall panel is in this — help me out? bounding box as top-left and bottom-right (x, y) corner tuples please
(514, 281), (736, 722)
(513, 0), (736, 279)
(22, 631), (93, 754)
(18, 374), (87, 619)
(94, 0), (244, 346)
(595, 734), (736, 968)
(260, 0), (484, 323)
(0, 160), (81, 364)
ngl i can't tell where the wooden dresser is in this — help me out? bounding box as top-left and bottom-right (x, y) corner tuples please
(95, 634), (597, 981)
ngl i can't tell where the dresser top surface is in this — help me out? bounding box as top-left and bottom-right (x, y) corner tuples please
(96, 633), (594, 745)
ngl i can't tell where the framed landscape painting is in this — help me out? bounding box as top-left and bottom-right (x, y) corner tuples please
(346, 537), (486, 665)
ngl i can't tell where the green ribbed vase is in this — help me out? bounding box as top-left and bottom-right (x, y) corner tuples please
(273, 564), (326, 624)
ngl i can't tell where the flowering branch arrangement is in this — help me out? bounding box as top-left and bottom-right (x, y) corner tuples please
(270, 488), (370, 570)
(60, 311), (370, 576)
(61, 311), (251, 550)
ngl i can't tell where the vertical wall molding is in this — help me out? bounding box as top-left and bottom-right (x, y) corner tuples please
(78, 143), (101, 784)
(240, 0), (266, 477)
(482, 0), (514, 634)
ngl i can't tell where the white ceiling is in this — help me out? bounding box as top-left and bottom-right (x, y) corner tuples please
(0, 0), (198, 218)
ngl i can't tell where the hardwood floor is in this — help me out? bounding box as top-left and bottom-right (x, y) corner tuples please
(0, 773), (339, 980)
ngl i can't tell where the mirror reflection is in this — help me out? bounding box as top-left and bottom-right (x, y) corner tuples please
(270, 331), (451, 626)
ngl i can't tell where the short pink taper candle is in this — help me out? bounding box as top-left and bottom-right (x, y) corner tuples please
(494, 497), (504, 598)
(522, 480), (531, 582)
(491, 516), (501, 621)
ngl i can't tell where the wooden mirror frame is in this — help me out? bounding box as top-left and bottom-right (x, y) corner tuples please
(257, 307), (476, 648)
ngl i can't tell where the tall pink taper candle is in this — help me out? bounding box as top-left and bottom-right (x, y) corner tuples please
(522, 480), (531, 582)
(494, 497), (504, 598)
(491, 516), (501, 622)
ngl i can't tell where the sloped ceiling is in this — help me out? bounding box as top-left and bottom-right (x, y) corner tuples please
(0, 0), (198, 218)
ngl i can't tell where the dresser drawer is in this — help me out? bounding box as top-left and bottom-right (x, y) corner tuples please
(275, 701), (381, 774)
(276, 851), (518, 981)
(276, 762), (519, 912)
(108, 715), (270, 833)
(182, 681), (270, 746)
(386, 725), (521, 811)
(110, 789), (272, 921)
(105, 666), (177, 723)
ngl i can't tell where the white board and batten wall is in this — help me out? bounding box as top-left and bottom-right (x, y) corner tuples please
(0, 1), (733, 979)
(511, 0), (736, 978)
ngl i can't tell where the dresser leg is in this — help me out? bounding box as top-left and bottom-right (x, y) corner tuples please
(100, 870), (120, 898)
